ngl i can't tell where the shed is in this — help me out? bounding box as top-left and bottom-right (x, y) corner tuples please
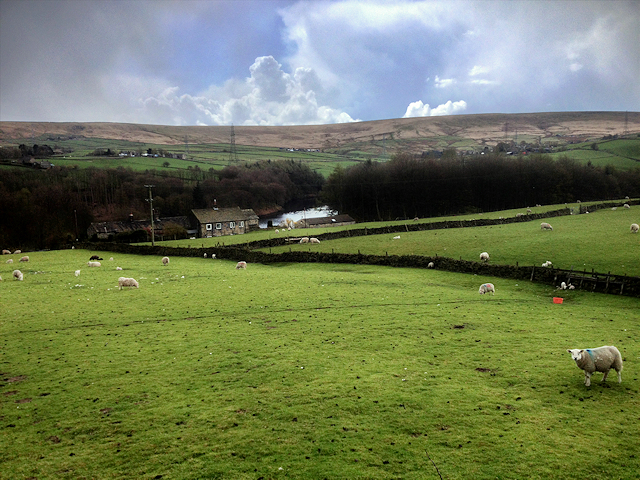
(296, 214), (356, 229)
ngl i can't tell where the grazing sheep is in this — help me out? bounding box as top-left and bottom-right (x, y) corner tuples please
(540, 222), (553, 230)
(393, 235), (401, 240)
(13, 270), (23, 281)
(478, 283), (495, 295)
(204, 253), (207, 258)
(6, 259), (13, 264)
(2, 249), (10, 255)
(611, 207), (617, 210)
(89, 255), (102, 261)
(413, 217), (419, 221)
(275, 229), (279, 233)
(116, 266), (123, 271)
(87, 261), (101, 267)
(162, 256), (170, 266)
(118, 277), (139, 290)
(235, 261), (247, 270)
(631, 223), (639, 233)
(75, 270), (81, 277)
(625, 196), (630, 200)
(480, 252), (490, 262)
(542, 261), (553, 267)
(13, 250), (21, 254)
(109, 257), (114, 261)
(19, 256), (29, 262)
(516, 212), (524, 217)
(299, 237), (309, 244)
(211, 254), (216, 259)
(526, 208), (532, 213)
(427, 262), (434, 269)
(567, 346), (623, 387)
(310, 238), (320, 244)
(623, 203), (630, 209)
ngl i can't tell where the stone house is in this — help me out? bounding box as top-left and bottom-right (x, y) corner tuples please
(190, 207), (259, 237)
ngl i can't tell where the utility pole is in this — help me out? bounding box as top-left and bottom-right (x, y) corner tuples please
(145, 184), (155, 246)
(229, 124), (238, 163)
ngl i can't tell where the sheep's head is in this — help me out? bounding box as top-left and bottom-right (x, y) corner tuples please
(567, 349), (584, 362)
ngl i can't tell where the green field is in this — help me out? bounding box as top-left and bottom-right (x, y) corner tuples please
(2, 205), (639, 478)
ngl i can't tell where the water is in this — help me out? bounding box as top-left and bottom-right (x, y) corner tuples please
(259, 205), (337, 228)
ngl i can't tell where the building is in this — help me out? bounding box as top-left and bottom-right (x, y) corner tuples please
(295, 214), (356, 229)
(190, 207), (259, 238)
(87, 215), (194, 241)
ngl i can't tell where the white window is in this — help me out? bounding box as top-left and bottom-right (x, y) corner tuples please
(239, 221), (245, 227)
(215, 223), (222, 230)
(206, 223), (212, 231)
(230, 221), (236, 228)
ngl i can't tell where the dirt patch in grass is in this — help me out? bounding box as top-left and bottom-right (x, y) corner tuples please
(5, 375), (27, 383)
(15, 398), (31, 404)
(3, 391), (18, 396)
(475, 367), (491, 372)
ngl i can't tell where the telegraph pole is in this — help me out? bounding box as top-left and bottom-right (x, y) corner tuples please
(145, 184), (156, 246)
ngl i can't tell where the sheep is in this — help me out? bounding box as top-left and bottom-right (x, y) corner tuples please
(623, 203), (630, 209)
(516, 212), (524, 217)
(393, 235), (401, 240)
(625, 196), (630, 200)
(611, 207), (617, 210)
(2, 249), (10, 255)
(310, 238), (320, 244)
(13, 250), (21, 254)
(19, 256), (29, 262)
(87, 261), (101, 267)
(478, 283), (495, 295)
(275, 229), (279, 233)
(526, 208), (532, 214)
(109, 257), (114, 261)
(118, 277), (139, 290)
(567, 346), (622, 387)
(13, 270), (23, 281)
(204, 253), (207, 258)
(480, 252), (490, 263)
(427, 262), (434, 269)
(162, 256), (170, 266)
(6, 259), (13, 264)
(211, 254), (216, 259)
(89, 255), (102, 261)
(540, 222), (553, 230)
(631, 223), (639, 233)
(542, 261), (553, 267)
(299, 237), (309, 244)
(74, 270), (81, 277)
(235, 261), (247, 270)
(116, 266), (123, 271)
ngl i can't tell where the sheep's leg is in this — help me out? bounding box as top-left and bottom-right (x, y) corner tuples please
(601, 370), (609, 382)
(584, 372), (591, 386)
(617, 370), (622, 383)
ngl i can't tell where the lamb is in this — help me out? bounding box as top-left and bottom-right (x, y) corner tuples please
(75, 270), (81, 277)
(310, 238), (320, 244)
(118, 277), (139, 290)
(542, 261), (553, 267)
(631, 223), (639, 233)
(6, 259), (13, 264)
(540, 222), (553, 230)
(480, 252), (490, 262)
(235, 261), (247, 269)
(299, 237), (309, 244)
(19, 256), (29, 262)
(13, 270), (23, 281)
(87, 261), (101, 267)
(567, 346), (622, 387)
(116, 266), (123, 271)
(478, 283), (495, 295)
(275, 229), (279, 233)
(427, 262), (434, 269)
(162, 256), (170, 266)
(2, 249), (10, 255)
(204, 253), (207, 258)
(623, 203), (630, 209)
(109, 257), (114, 261)
(393, 235), (401, 239)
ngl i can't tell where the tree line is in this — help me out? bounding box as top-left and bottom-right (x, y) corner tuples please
(320, 153), (640, 221)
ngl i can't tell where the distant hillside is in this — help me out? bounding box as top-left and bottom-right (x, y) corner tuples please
(1, 112), (638, 155)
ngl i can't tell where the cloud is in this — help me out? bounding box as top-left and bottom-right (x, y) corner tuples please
(434, 76), (456, 88)
(403, 100), (467, 118)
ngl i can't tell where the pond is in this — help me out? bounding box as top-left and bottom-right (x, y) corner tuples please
(259, 205), (337, 228)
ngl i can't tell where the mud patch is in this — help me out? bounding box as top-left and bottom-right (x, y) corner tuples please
(475, 367), (491, 373)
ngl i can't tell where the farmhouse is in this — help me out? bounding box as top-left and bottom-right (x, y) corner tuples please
(190, 207), (259, 237)
(296, 214), (356, 229)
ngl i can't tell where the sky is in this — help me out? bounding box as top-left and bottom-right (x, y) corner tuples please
(0, 0), (638, 126)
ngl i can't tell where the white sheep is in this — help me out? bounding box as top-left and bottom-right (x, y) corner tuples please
(427, 262), (434, 269)
(540, 222), (553, 230)
(542, 261), (553, 267)
(116, 266), (123, 271)
(204, 253), (207, 258)
(611, 207), (617, 210)
(516, 212), (524, 217)
(236, 261), (247, 270)
(6, 259), (13, 264)
(162, 256), (170, 266)
(75, 270), (81, 277)
(19, 256), (29, 262)
(13, 250), (21, 254)
(623, 203), (630, 209)
(87, 261), (101, 267)
(560, 281), (567, 290)
(2, 249), (10, 255)
(393, 235), (401, 240)
(13, 270), (23, 281)
(480, 252), (490, 262)
(625, 196), (630, 200)
(118, 277), (139, 290)
(310, 238), (320, 244)
(275, 229), (279, 233)
(567, 346), (623, 387)
(109, 257), (114, 261)
(478, 283), (495, 295)
(299, 237), (309, 244)
(631, 223), (639, 233)
(211, 254), (216, 259)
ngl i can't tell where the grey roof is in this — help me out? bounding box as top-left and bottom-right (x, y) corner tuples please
(87, 216), (192, 236)
(304, 214), (355, 226)
(191, 207), (258, 223)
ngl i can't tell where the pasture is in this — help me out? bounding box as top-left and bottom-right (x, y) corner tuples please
(1, 248), (639, 479)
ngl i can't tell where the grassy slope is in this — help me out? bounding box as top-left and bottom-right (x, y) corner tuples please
(1, 242), (639, 478)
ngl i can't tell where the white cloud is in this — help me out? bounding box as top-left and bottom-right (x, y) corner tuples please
(434, 75), (456, 88)
(468, 65), (489, 77)
(403, 100), (467, 118)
